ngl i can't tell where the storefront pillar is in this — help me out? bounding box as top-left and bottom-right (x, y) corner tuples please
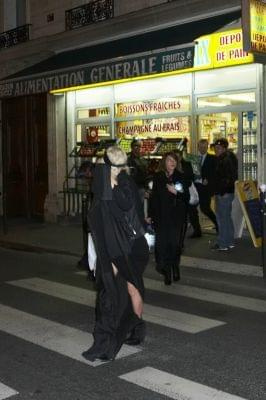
(44, 94), (67, 222)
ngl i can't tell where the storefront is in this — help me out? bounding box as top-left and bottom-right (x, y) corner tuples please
(0, 26), (265, 221)
(53, 28), (262, 215)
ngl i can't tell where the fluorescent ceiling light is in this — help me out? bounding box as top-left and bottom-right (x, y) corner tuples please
(198, 100), (229, 107)
(218, 93), (255, 102)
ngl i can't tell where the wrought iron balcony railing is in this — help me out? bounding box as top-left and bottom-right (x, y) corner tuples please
(65, 0), (114, 30)
(0, 24), (30, 49)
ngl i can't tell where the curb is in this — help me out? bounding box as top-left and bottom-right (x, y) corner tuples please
(0, 240), (262, 278)
(0, 240), (81, 258)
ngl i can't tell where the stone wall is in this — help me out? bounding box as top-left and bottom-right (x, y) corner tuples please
(0, 0), (240, 80)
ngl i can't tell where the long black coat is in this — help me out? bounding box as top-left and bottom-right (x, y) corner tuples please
(201, 153), (217, 195)
(150, 169), (190, 229)
(150, 169), (190, 268)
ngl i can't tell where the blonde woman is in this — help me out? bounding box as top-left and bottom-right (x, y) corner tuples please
(82, 145), (149, 361)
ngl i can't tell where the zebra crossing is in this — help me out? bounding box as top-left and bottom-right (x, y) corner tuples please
(77, 271), (266, 313)
(0, 383), (18, 400)
(0, 270), (263, 399)
(7, 277), (225, 333)
(119, 367), (248, 400)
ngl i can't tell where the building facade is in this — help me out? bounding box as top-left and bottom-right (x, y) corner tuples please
(0, 0), (265, 222)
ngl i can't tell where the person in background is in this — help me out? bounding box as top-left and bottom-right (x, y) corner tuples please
(149, 152), (190, 285)
(82, 146), (149, 362)
(189, 139), (218, 237)
(179, 153), (199, 241)
(128, 139), (148, 202)
(211, 138), (238, 251)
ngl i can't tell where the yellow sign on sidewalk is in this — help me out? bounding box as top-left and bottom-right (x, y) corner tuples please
(235, 180), (262, 247)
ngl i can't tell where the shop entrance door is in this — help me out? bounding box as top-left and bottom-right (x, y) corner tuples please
(197, 111), (258, 181)
(197, 112), (238, 153)
(2, 95), (48, 219)
(197, 112), (240, 233)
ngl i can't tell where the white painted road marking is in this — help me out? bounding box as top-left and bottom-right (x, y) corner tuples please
(0, 304), (140, 367)
(144, 278), (266, 313)
(181, 255), (262, 277)
(77, 272), (266, 313)
(0, 382), (18, 400)
(7, 278), (225, 333)
(119, 367), (247, 400)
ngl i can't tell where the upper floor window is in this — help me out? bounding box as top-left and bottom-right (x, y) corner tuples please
(0, 0), (29, 49)
(3, 0), (28, 30)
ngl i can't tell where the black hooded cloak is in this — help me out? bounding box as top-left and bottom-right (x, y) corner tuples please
(83, 163), (149, 361)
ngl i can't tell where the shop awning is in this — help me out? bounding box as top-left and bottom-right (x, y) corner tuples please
(0, 9), (241, 97)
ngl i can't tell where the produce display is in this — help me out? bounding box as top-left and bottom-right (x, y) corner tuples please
(140, 139), (159, 155)
(118, 138), (132, 153)
(156, 139), (183, 155)
(72, 142), (99, 157)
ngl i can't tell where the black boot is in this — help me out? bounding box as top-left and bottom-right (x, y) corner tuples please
(164, 266), (171, 285)
(172, 265), (180, 282)
(124, 320), (146, 346)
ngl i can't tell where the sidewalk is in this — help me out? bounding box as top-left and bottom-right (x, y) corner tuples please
(0, 217), (263, 278)
(0, 218), (83, 257)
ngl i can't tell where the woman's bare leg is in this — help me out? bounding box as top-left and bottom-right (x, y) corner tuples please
(127, 282), (143, 318)
(112, 263), (143, 318)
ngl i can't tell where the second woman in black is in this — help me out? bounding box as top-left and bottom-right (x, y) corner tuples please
(150, 152), (190, 285)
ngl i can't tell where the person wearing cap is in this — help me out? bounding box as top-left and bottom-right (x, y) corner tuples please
(128, 139), (148, 201)
(212, 138), (238, 251)
(82, 145), (149, 361)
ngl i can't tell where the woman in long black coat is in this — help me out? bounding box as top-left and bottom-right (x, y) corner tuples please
(82, 145), (149, 362)
(150, 151), (190, 285)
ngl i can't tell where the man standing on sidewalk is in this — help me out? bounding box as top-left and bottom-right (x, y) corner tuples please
(189, 139), (218, 237)
(211, 138), (238, 251)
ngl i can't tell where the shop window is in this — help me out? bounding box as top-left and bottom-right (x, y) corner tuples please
(197, 92), (255, 109)
(114, 74), (192, 102)
(76, 123), (111, 143)
(77, 107), (110, 119)
(198, 113), (238, 152)
(194, 65), (257, 94)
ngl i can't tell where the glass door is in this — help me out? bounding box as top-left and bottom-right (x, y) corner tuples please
(197, 112), (238, 153)
(197, 111), (258, 181)
(242, 111), (258, 181)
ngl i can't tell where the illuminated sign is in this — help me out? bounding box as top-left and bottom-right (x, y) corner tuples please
(0, 28), (254, 98)
(0, 46), (194, 98)
(115, 97), (190, 118)
(195, 29), (254, 69)
(116, 117), (189, 137)
(242, 0), (266, 53)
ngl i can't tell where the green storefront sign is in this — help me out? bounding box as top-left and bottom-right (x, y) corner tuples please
(0, 46), (194, 98)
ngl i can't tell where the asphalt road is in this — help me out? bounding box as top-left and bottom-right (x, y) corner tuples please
(1, 247), (266, 400)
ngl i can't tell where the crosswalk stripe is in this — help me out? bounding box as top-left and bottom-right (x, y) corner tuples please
(7, 278), (225, 333)
(77, 271), (266, 313)
(119, 367), (247, 400)
(181, 255), (262, 277)
(0, 304), (140, 367)
(0, 382), (18, 400)
(144, 278), (266, 313)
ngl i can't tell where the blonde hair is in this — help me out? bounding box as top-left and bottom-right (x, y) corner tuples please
(106, 145), (128, 177)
